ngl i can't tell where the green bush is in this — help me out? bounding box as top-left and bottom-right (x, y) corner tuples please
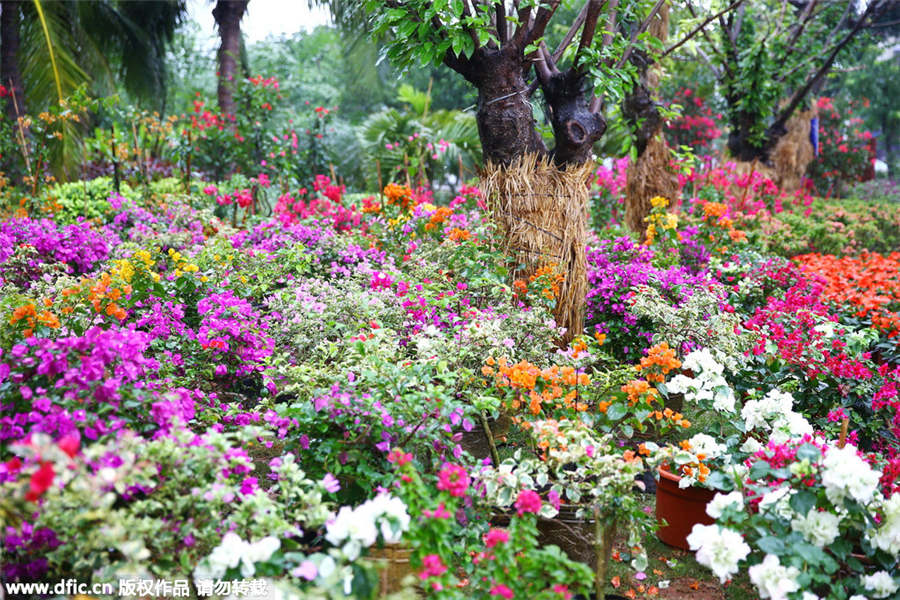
(43, 178), (137, 223)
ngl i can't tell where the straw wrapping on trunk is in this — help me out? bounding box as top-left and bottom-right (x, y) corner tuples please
(625, 130), (679, 236)
(732, 107), (816, 194)
(481, 154), (592, 343)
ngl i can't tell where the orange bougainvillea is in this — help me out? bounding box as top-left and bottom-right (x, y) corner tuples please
(482, 356), (590, 416)
(569, 337), (588, 358)
(425, 206), (453, 231)
(58, 271), (132, 323)
(446, 228), (471, 242)
(700, 200), (747, 253)
(794, 251), (900, 339)
(9, 300), (61, 337)
(529, 263), (564, 300)
(634, 342), (681, 383)
(383, 183), (413, 210)
(621, 379), (658, 406)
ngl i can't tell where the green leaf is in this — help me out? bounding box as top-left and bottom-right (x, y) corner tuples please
(789, 489), (817, 516)
(795, 443), (821, 462)
(794, 542), (826, 565)
(749, 460), (771, 480)
(606, 403), (627, 421)
(451, 35), (463, 57)
(757, 536), (785, 554)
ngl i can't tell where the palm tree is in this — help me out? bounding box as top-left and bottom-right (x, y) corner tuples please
(1, 1), (26, 118)
(212, 0), (248, 116)
(0, 0), (185, 178)
(1, 0), (184, 121)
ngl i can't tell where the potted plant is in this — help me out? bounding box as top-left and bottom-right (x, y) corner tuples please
(688, 437), (900, 597)
(651, 348), (816, 549)
(473, 418), (653, 585)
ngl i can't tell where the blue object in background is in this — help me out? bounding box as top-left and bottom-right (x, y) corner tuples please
(810, 116), (819, 156)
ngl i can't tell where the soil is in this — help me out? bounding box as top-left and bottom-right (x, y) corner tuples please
(659, 578), (726, 600)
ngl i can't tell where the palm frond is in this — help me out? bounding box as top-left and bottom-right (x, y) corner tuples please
(20, 2), (90, 110)
(32, 0), (64, 103)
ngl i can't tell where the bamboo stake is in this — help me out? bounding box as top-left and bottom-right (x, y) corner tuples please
(593, 507), (613, 600)
(376, 159), (383, 200)
(478, 411), (501, 467)
(838, 417), (850, 448)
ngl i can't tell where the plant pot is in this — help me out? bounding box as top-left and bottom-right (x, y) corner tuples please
(655, 465), (715, 551)
(492, 505), (597, 568)
(369, 543), (415, 595)
(538, 505), (597, 568)
(456, 413), (511, 461)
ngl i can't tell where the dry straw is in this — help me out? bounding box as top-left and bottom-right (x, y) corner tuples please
(625, 132), (679, 235)
(480, 154), (592, 343)
(733, 107), (816, 194)
(771, 107), (815, 193)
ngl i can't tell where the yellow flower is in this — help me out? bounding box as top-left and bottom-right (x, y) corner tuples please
(133, 249), (154, 268)
(650, 196), (669, 209)
(663, 213), (678, 230)
(111, 259), (135, 282)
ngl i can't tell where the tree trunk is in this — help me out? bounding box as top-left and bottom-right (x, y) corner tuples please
(451, 46), (603, 341)
(470, 47), (547, 166)
(213, 0), (248, 116)
(622, 5), (677, 236)
(883, 115), (896, 179)
(0, 0), (25, 120)
(542, 70), (607, 166)
(462, 45), (605, 169)
(726, 121), (784, 164)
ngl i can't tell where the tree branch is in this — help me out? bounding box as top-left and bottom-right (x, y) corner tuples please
(525, 0), (592, 97)
(496, 0), (508, 45)
(772, 0), (885, 132)
(661, 0), (746, 59)
(534, 41), (557, 85)
(459, 0), (484, 49)
(577, 0), (606, 56)
(554, 0), (591, 62)
(683, 0), (732, 79)
(614, 0), (667, 70)
(783, 0), (820, 52)
(588, 0), (618, 112)
(525, 0), (562, 47)
(510, 4), (533, 47)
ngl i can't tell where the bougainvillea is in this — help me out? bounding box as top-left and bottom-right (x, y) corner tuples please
(806, 97), (875, 197)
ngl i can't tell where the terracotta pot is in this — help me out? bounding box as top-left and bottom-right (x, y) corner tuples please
(655, 466), (715, 550)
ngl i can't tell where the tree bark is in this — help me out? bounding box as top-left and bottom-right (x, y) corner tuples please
(467, 46), (547, 166)
(542, 69), (607, 166)
(213, 0), (248, 117)
(0, 0), (25, 120)
(622, 34), (677, 236)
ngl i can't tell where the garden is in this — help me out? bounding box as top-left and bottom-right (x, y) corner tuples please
(0, 1), (899, 599)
